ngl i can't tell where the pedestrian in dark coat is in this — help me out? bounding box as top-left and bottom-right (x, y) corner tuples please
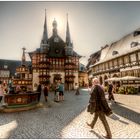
(108, 82), (116, 103)
(87, 78), (112, 139)
(44, 84), (49, 102)
(75, 83), (80, 95)
(0, 83), (4, 104)
(37, 83), (42, 102)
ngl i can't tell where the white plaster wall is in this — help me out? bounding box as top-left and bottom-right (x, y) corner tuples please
(32, 72), (39, 91)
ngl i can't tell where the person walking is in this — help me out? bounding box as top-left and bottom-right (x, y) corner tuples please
(86, 78), (112, 139)
(54, 82), (60, 102)
(108, 82), (116, 103)
(15, 85), (21, 94)
(37, 83), (42, 102)
(0, 82), (4, 105)
(58, 81), (64, 101)
(3, 83), (8, 94)
(75, 83), (80, 95)
(44, 84), (49, 102)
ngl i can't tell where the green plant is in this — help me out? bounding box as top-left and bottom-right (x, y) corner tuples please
(118, 87), (125, 94)
(118, 86), (138, 94)
(104, 86), (108, 92)
(127, 86), (138, 94)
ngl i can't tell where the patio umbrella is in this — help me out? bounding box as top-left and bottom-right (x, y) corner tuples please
(105, 77), (121, 82)
(119, 76), (140, 81)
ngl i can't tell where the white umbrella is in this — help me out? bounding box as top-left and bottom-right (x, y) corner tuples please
(120, 76), (140, 81)
(89, 75), (93, 79)
(105, 77), (121, 82)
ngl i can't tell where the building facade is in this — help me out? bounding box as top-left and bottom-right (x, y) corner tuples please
(13, 48), (32, 91)
(87, 29), (140, 87)
(79, 63), (88, 87)
(29, 11), (81, 90)
(86, 50), (101, 84)
(0, 66), (10, 84)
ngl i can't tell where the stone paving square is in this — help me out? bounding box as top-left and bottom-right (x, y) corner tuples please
(0, 88), (140, 139)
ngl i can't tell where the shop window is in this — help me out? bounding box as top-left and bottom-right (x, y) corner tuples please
(130, 54), (136, 62)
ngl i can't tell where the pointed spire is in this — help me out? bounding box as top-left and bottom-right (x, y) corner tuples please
(65, 13), (73, 56)
(41, 9), (48, 44)
(21, 47), (26, 66)
(66, 13), (71, 46)
(52, 18), (58, 36)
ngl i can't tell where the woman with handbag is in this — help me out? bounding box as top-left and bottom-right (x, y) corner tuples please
(54, 82), (60, 102)
(86, 78), (112, 139)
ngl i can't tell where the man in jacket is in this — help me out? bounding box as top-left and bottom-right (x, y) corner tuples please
(108, 82), (116, 103)
(87, 78), (112, 139)
(37, 83), (42, 102)
(58, 80), (64, 101)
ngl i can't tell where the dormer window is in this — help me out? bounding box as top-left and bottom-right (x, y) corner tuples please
(111, 42), (117, 47)
(4, 65), (8, 69)
(131, 42), (139, 48)
(133, 31), (140, 37)
(112, 51), (119, 56)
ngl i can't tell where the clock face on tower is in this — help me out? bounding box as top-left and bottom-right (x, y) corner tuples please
(54, 37), (59, 42)
(48, 35), (65, 57)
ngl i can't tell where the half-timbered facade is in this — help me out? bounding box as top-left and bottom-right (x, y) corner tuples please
(87, 29), (140, 87)
(29, 11), (80, 90)
(0, 66), (10, 84)
(13, 48), (32, 90)
(79, 63), (88, 87)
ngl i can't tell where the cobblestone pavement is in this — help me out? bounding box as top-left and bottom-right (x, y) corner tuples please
(0, 89), (140, 139)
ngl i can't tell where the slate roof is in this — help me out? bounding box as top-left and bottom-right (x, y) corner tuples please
(73, 51), (81, 58)
(91, 28), (140, 66)
(86, 50), (101, 68)
(0, 59), (31, 76)
(29, 45), (81, 58)
(47, 35), (66, 57)
(79, 63), (86, 72)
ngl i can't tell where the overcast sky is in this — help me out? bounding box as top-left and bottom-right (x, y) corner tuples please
(1, 1), (140, 65)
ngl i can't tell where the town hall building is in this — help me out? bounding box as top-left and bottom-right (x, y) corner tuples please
(29, 11), (81, 90)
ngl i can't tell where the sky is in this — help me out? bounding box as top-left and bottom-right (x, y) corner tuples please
(1, 1), (140, 65)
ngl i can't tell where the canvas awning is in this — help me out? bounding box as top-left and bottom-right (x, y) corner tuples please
(105, 77), (121, 82)
(119, 76), (140, 81)
(88, 75), (93, 79)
